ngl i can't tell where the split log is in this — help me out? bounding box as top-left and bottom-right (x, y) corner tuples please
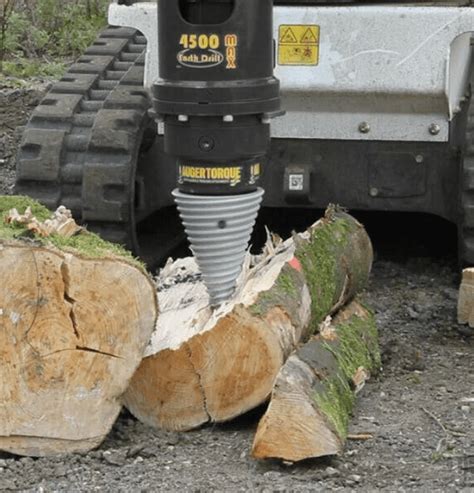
(125, 207), (373, 431)
(458, 268), (474, 327)
(252, 301), (380, 462)
(0, 196), (157, 457)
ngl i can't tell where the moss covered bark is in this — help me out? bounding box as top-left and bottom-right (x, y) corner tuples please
(248, 207), (372, 339)
(0, 195), (142, 268)
(249, 263), (308, 330)
(252, 301), (380, 462)
(308, 303), (380, 440)
(294, 206), (373, 330)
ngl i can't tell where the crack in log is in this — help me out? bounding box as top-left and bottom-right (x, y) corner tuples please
(58, 258), (122, 360)
(60, 259), (80, 339)
(23, 249), (41, 339)
(66, 294), (79, 339)
(28, 347), (122, 361)
(184, 342), (210, 422)
(75, 346), (122, 359)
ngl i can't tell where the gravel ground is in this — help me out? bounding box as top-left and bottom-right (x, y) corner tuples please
(0, 84), (473, 492)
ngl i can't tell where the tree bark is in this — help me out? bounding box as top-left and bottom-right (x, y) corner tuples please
(125, 207), (373, 432)
(252, 300), (381, 462)
(0, 196), (157, 456)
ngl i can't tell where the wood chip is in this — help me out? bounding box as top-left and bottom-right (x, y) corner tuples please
(347, 433), (374, 441)
(6, 205), (82, 238)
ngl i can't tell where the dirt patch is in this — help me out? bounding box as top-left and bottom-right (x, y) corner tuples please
(0, 82), (51, 195)
(0, 85), (472, 492)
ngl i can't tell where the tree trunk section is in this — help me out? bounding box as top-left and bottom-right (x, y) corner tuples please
(0, 196), (157, 456)
(252, 301), (380, 462)
(125, 208), (373, 431)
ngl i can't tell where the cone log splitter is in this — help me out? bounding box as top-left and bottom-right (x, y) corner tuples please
(153, 0), (282, 306)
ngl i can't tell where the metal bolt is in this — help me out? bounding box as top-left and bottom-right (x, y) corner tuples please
(198, 136), (215, 152)
(359, 122), (371, 134)
(415, 154), (424, 164)
(223, 115), (234, 123)
(370, 187), (379, 197)
(178, 114), (189, 122)
(429, 123), (440, 136)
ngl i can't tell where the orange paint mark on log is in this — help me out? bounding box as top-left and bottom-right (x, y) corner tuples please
(288, 257), (302, 272)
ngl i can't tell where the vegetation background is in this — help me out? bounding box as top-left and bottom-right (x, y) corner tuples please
(0, 0), (110, 79)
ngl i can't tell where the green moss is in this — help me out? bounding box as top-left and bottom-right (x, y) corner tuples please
(277, 271), (298, 297)
(47, 230), (143, 269)
(0, 196), (52, 226)
(296, 214), (352, 327)
(313, 373), (355, 439)
(326, 312), (381, 381)
(249, 264), (302, 323)
(313, 309), (380, 439)
(0, 196), (143, 269)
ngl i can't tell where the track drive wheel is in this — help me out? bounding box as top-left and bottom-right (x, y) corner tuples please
(16, 26), (182, 266)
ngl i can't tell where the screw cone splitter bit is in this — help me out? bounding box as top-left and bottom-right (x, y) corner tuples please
(153, 0), (282, 306)
(173, 189), (264, 306)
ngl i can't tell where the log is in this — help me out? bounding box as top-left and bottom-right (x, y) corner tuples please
(0, 196), (157, 456)
(125, 207), (373, 431)
(458, 268), (474, 327)
(252, 301), (381, 462)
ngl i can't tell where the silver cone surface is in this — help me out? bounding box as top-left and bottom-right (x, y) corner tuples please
(173, 188), (264, 306)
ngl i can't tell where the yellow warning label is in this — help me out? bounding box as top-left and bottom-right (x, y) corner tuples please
(280, 27), (298, 44)
(278, 25), (320, 66)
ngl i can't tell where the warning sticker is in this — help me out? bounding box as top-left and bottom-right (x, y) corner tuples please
(278, 25), (320, 66)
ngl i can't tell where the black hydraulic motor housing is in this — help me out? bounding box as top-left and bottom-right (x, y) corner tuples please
(152, 0), (281, 196)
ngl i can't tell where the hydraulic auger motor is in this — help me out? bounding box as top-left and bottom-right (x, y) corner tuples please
(153, 0), (282, 306)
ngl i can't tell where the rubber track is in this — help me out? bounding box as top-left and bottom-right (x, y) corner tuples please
(16, 26), (152, 248)
(461, 89), (474, 264)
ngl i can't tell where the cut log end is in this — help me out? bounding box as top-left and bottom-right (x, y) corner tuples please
(0, 197), (158, 456)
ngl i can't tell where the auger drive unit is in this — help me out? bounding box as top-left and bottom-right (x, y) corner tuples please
(15, 0), (474, 304)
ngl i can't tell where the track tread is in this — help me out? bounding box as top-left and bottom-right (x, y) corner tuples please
(460, 81), (474, 264)
(16, 26), (152, 249)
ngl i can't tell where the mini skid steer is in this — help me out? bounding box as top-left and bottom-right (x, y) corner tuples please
(16, 0), (474, 304)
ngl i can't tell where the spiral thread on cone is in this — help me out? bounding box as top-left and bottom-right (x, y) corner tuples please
(173, 188), (264, 306)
